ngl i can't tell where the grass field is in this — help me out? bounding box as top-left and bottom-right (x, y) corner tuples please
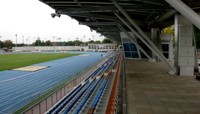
(0, 53), (79, 71)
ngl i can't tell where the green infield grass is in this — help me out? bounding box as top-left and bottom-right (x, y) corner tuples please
(0, 53), (79, 71)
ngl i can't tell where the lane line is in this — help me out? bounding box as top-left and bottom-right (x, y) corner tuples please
(0, 63), (82, 100)
(0, 60), (75, 83)
(0, 53), (103, 113)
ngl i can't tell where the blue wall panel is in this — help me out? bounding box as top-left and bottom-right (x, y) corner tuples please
(123, 43), (139, 58)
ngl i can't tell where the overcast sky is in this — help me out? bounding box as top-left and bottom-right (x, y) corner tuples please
(0, 0), (104, 44)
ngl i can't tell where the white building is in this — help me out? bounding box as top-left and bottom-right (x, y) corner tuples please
(88, 43), (117, 52)
(12, 43), (117, 52)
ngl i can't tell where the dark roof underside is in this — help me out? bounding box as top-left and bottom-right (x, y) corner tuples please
(40, 0), (200, 42)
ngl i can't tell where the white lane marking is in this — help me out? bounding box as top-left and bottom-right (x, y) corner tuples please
(0, 61), (75, 83)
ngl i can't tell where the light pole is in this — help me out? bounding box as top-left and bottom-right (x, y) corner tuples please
(28, 37), (30, 45)
(26, 39), (28, 45)
(57, 37), (61, 46)
(15, 34), (17, 47)
(37, 37), (40, 46)
(37, 37), (40, 52)
(83, 35), (86, 46)
(22, 36), (24, 45)
(92, 35), (94, 41)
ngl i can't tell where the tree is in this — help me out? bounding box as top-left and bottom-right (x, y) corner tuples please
(74, 40), (83, 46)
(3, 40), (13, 49)
(41, 41), (45, 46)
(45, 40), (52, 46)
(88, 40), (95, 44)
(162, 25), (174, 34)
(16, 43), (25, 47)
(102, 38), (112, 43)
(0, 41), (3, 48)
(95, 40), (101, 44)
(65, 41), (74, 46)
(194, 26), (200, 49)
(34, 39), (42, 46)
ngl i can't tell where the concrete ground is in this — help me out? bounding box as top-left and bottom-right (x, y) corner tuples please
(125, 60), (200, 114)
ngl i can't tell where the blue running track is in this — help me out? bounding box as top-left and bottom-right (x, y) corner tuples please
(0, 52), (107, 114)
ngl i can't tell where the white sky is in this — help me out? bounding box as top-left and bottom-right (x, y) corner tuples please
(0, 0), (104, 44)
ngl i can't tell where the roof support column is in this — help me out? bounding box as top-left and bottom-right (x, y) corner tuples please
(151, 28), (162, 62)
(174, 14), (196, 76)
(165, 0), (200, 30)
(117, 24), (151, 59)
(112, 1), (176, 74)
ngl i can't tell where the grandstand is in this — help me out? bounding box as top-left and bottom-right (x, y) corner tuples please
(0, 52), (119, 114)
(45, 53), (121, 114)
(16, 51), (122, 114)
(2, 0), (200, 114)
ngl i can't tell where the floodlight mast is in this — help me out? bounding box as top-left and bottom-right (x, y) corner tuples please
(15, 34), (17, 47)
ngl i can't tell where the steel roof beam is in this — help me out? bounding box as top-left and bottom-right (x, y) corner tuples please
(45, 1), (163, 6)
(155, 9), (177, 22)
(165, 0), (200, 30)
(112, 0), (177, 74)
(119, 0), (165, 6)
(79, 22), (119, 26)
(56, 5), (160, 14)
(45, 0), (164, 6)
(101, 34), (120, 42)
(74, 0), (82, 7)
(63, 13), (145, 26)
(96, 29), (119, 32)
(100, 32), (119, 35)
(64, 13), (119, 21)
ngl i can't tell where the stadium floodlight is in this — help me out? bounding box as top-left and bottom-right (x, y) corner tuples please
(51, 13), (56, 18)
(51, 13), (61, 18)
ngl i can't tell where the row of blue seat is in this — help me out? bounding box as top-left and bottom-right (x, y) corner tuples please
(63, 77), (102, 114)
(55, 81), (94, 114)
(47, 56), (110, 114)
(106, 55), (119, 72)
(73, 73), (110, 113)
(85, 57), (112, 81)
(88, 55), (119, 113)
(85, 66), (102, 81)
(113, 60), (119, 69)
(72, 55), (118, 113)
(88, 78), (109, 113)
(46, 54), (117, 114)
(90, 80), (108, 109)
(65, 57), (115, 114)
(47, 84), (83, 114)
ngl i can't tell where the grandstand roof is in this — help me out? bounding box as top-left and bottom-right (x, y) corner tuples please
(39, 0), (200, 42)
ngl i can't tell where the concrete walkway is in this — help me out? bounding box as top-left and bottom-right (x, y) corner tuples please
(125, 60), (200, 114)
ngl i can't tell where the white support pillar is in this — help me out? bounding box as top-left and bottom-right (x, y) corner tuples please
(175, 14), (195, 76)
(151, 28), (161, 61)
(118, 25), (151, 59)
(112, 2), (176, 74)
(165, 0), (200, 30)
